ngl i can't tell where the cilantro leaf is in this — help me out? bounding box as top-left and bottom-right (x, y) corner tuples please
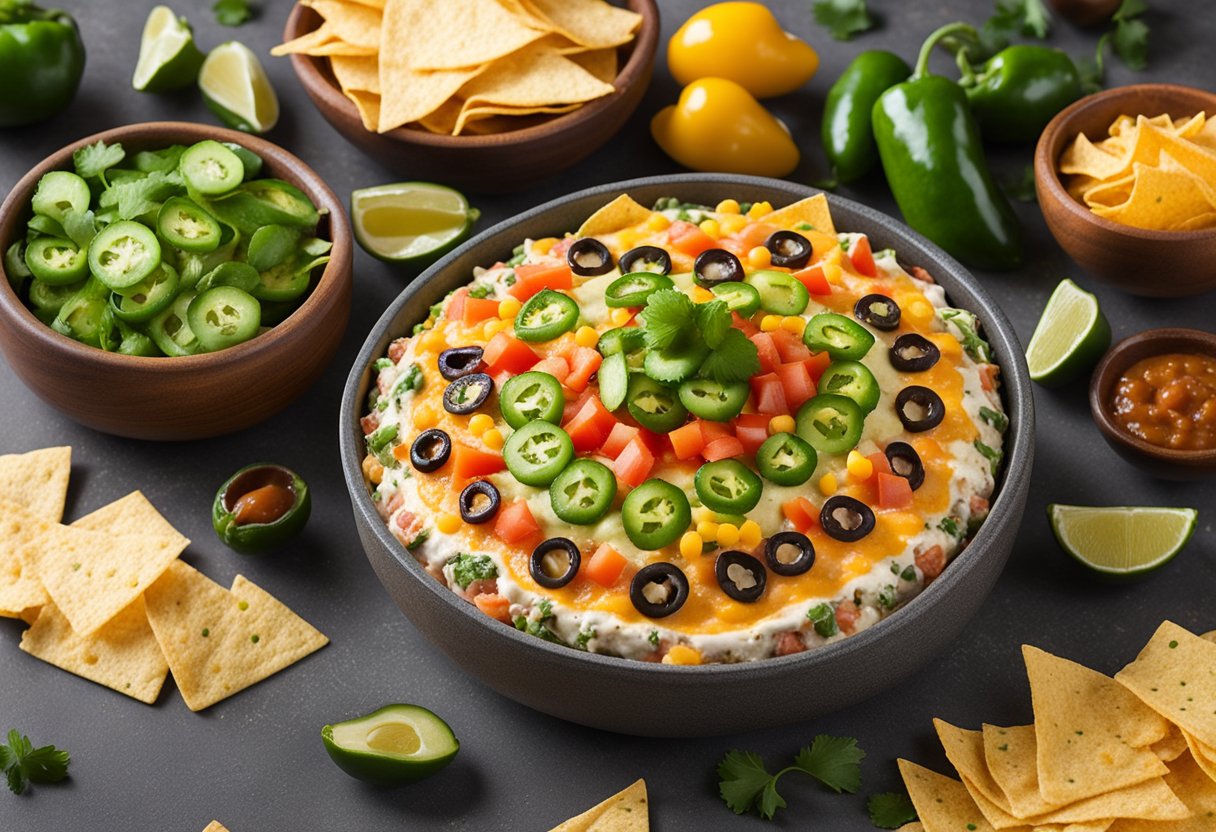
(448, 553), (497, 590)
(695, 299), (731, 349)
(1, 730), (69, 795)
(699, 328), (759, 384)
(641, 288), (695, 351)
(72, 140), (125, 184)
(991, 0), (1051, 38)
(868, 792), (918, 829)
(717, 750), (774, 815)
(1112, 16), (1149, 70)
(812, 0), (873, 41)
(757, 779), (788, 820)
(5, 765), (24, 796)
(793, 735), (865, 794)
(99, 170), (183, 221)
(61, 209), (97, 249)
(213, 0), (252, 26)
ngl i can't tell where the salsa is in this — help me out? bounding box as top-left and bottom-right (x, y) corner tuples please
(1110, 352), (1216, 451)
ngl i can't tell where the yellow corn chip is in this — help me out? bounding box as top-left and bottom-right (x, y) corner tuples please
(1181, 733), (1216, 784)
(301, 0), (382, 48)
(577, 194), (655, 238)
(454, 101), (580, 135)
(417, 97), (467, 135)
(0, 446), (71, 523)
(296, 39), (378, 57)
(547, 779), (648, 831)
(567, 47), (618, 83)
(1093, 155), (1216, 230)
(19, 598), (168, 704)
(1171, 112), (1207, 139)
(1203, 630), (1216, 644)
(762, 193), (838, 236)
(1078, 172), (1137, 209)
(1153, 727), (1191, 763)
(70, 490), (188, 549)
(898, 825), (924, 832)
(330, 54), (380, 94)
(0, 500), (52, 613)
(386, 0), (547, 72)
(521, 0), (641, 49)
(144, 562), (327, 711)
(270, 27), (339, 56)
(458, 45), (613, 110)
(900, 759), (997, 832)
(1117, 621), (1216, 749)
(202, 823), (232, 832)
(1107, 753), (1216, 832)
(1179, 211), (1216, 230)
(346, 89), (381, 131)
(935, 720), (1014, 813)
(1060, 132), (1130, 180)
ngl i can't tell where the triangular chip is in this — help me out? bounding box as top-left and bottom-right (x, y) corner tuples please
(1117, 621), (1216, 750)
(0, 446), (71, 522)
(0, 501), (50, 614)
(761, 194), (837, 236)
(201, 823), (231, 832)
(19, 598), (168, 704)
(70, 491), (188, 550)
(144, 562), (327, 711)
(329, 54), (380, 94)
(1106, 753), (1216, 832)
(520, 0), (641, 49)
(899, 759), (996, 832)
(1024, 646), (1169, 805)
(302, 0), (382, 48)
(453, 102), (580, 136)
(459, 45), (613, 111)
(1154, 727), (1191, 763)
(935, 719), (1014, 814)
(567, 47), (617, 83)
(577, 194), (653, 237)
(346, 89), (381, 132)
(548, 779), (648, 831)
(387, 0), (547, 72)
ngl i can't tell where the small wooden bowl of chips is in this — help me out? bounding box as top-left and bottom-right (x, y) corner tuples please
(278, 0), (659, 193)
(1035, 83), (1216, 297)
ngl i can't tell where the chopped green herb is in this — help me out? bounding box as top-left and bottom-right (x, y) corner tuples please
(940, 308), (992, 363)
(974, 440), (1002, 474)
(807, 603), (839, 638)
(575, 628), (596, 651)
(250, 634), (260, 644)
(812, 0), (874, 41)
(468, 282), (492, 299)
(878, 584), (898, 610)
(72, 140), (125, 185)
(695, 299), (731, 349)
(537, 598), (554, 619)
(1, 730), (70, 795)
(648, 629), (660, 648)
(503, 272), (517, 286)
(213, 0), (253, 26)
(374, 357), (393, 370)
(900, 564), (917, 582)
(938, 516), (961, 538)
(201, 628), (210, 637)
(717, 735), (865, 820)
(867, 792), (917, 829)
(366, 423), (398, 453)
(405, 529), (429, 551)
(394, 363), (424, 396)
(979, 406), (1009, 432)
(448, 553), (498, 590)
(794, 222), (815, 231)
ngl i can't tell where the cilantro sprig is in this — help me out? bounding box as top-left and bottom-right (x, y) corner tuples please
(867, 792), (917, 829)
(812, 0), (874, 42)
(1, 730), (70, 795)
(213, 0), (253, 26)
(717, 735), (865, 820)
(72, 140), (125, 187)
(639, 288), (759, 385)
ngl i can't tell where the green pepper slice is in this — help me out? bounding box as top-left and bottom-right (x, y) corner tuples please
(677, 377), (749, 422)
(115, 319), (161, 356)
(796, 393), (866, 456)
(694, 459), (763, 514)
(197, 260), (259, 293)
(817, 360), (881, 412)
(596, 325), (645, 357)
(110, 262), (179, 323)
(622, 479), (691, 550)
(180, 140), (245, 195)
(187, 285), (261, 351)
(503, 421), (574, 487)
(247, 224), (300, 271)
(643, 340), (709, 384)
(31, 171), (90, 224)
(157, 196), (222, 253)
(514, 288), (578, 342)
(88, 220), (162, 290)
(24, 236), (88, 285)
(604, 272), (674, 308)
(549, 458), (616, 525)
(802, 312), (875, 361)
(147, 291), (202, 356)
(746, 269), (810, 316)
(212, 463), (311, 555)
(498, 370), (565, 429)
(50, 276), (110, 347)
(223, 142), (263, 178)
(597, 352), (629, 412)
(710, 281), (761, 316)
(755, 432), (818, 486)
(206, 179), (320, 235)
(28, 276), (84, 316)
(626, 374), (687, 432)
(251, 256), (314, 302)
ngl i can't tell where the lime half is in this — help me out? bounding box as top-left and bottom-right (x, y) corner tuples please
(321, 704), (459, 785)
(199, 41), (280, 134)
(133, 6), (204, 93)
(351, 182), (480, 265)
(1048, 504), (1198, 576)
(1026, 278), (1111, 387)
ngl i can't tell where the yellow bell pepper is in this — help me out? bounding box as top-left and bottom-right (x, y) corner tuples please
(651, 78), (799, 177)
(668, 2), (819, 99)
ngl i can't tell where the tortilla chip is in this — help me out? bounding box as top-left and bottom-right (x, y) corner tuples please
(71, 491), (188, 548)
(567, 47), (618, 83)
(302, 0), (382, 48)
(899, 759), (996, 832)
(346, 89), (381, 131)
(935, 720), (1013, 813)
(386, 0), (548, 72)
(376, 33), (485, 134)
(144, 562), (327, 711)
(453, 102), (580, 136)
(0, 446), (71, 523)
(19, 598), (168, 704)
(1203, 630), (1216, 644)
(1178, 211), (1216, 231)
(761, 194), (838, 236)
(547, 779), (648, 831)
(521, 0), (641, 49)
(458, 45), (613, 110)
(1024, 645), (1169, 805)
(577, 194), (654, 237)
(1093, 155), (1216, 230)
(202, 823), (231, 832)
(1106, 753), (1216, 832)
(1182, 733), (1216, 785)
(329, 54), (380, 94)
(1153, 727), (1191, 763)
(269, 26), (377, 57)
(1060, 132), (1129, 180)
(1116, 621), (1216, 750)
(1078, 172), (1137, 209)
(898, 825), (924, 832)
(0, 501), (52, 613)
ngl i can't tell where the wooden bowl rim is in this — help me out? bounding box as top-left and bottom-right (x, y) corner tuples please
(0, 121), (352, 375)
(282, 0), (660, 148)
(1089, 327), (1216, 466)
(1034, 83), (1216, 242)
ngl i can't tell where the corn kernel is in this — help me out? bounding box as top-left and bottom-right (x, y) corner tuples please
(482, 428), (504, 451)
(692, 286), (715, 303)
(819, 472), (839, 496)
(679, 531), (703, 559)
(747, 200), (773, 219)
(422, 329), (446, 351)
(739, 519), (763, 549)
(468, 414), (494, 436)
(489, 319), (513, 336)
(769, 415), (796, 435)
(695, 507), (716, 524)
(906, 300), (935, 327)
(646, 212), (671, 231)
(746, 246), (772, 269)
(699, 218), (721, 239)
(498, 297), (522, 319)
(697, 520), (719, 540)
(716, 523), (740, 547)
(662, 644), (703, 665)
(575, 325), (599, 348)
(362, 454), (384, 485)
(719, 214), (748, 235)
(781, 316), (806, 335)
(760, 315), (781, 332)
(847, 449), (874, 480)
(532, 237), (558, 256)
(609, 308), (633, 326)
(437, 514), (461, 534)
(413, 404), (438, 430)
(715, 198), (741, 214)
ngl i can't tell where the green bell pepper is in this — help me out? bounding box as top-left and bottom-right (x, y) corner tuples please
(957, 44), (1082, 143)
(872, 23), (1023, 271)
(821, 50), (911, 184)
(0, 0), (85, 127)
(212, 463), (311, 554)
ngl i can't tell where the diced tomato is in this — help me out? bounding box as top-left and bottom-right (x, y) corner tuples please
(562, 386), (595, 424)
(359, 413), (380, 435)
(749, 332), (780, 373)
(614, 436), (655, 487)
(910, 265), (936, 284)
(876, 472), (914, 510)
(473, 593), (512, 624)
(775, 630), (807, 656)
(868, 451), (893, 477)
(461, 296), (500, 325)
(508, 262), (573, 301)
(782, 497), (818, 532)
(793, 265), (832, 295)
(703, 436), (745, 461)
(980, 364), (999, 393)
(750, 373), (789, 415)
(804, 351), (832, 383)
(563, 346), (602, 393)
(771, 328), (812, 364)
(916, 544), (946, 582)
(776, 361), (816, 409)
(735, 222), (778, 249)
(667, 220), (717, 257)
(530, 356), (570, 385)
(565, 395), (617, 452)
(494, 500), (541, 545)
(387, 338), (408, 363)
(835, 600), (861, 634)
(636, 426), (669, 457)
(445, 287), (469, 321)
(450, 443), (504, 484)
(731, 312), (759, 336)
(735, 424), (768, 454)
(600, 422), (640, 459)
(698, 419), (734, 443)
(849, 236), (877, 277)
(586, 544), (628, 588)
(733, 413), (769, 430)
(483, 332), (539, 375)
(668, 421), (705, 460)
(717, 238), (749, 258)
(551, 236), (575, 258)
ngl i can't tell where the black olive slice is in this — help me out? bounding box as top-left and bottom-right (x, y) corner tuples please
(629, 562), (689, 618)
(530, 537), (582, 589)
(819, 495), (876, 542)
(896, 385), (945, 432)
(566, 237), (615, 276)
(618, 244), (672, 276)
(884, 441), (925, 491)
(443, 372), (493, 415)
(854, 294), (902, 331)
(764, 230), (812, 269)
(889, 334), (941, 372)
(410, 428), (451, 473)
(764, 531), (816, 576)
(715, 550), (767, 602)
(438, 346), (484, 381)
(693, 249), (744, 287)
(459, 480), (501, 524)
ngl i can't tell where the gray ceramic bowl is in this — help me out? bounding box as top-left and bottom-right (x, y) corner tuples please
(339, 174), (1034, 737)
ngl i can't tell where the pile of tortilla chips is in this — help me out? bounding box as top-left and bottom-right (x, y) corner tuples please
(897, 622), (1216, 832)
(272, 0), (641, 136)
(0, 447), (327, 711)
(1060, 112), (1216, 231)
(547, 779), (649, 831)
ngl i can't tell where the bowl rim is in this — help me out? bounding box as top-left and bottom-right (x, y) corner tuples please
(0, 120), (352, 374)
(1034, 82), (1216, 242)
(1089, 327), (1216, 465)
(339, 172), (1036, 678)
(282, 0), (660, 147)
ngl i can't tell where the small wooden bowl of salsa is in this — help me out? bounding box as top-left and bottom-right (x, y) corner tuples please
(1090, 328), (1216, 479)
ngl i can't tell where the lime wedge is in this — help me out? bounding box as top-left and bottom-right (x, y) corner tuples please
(199, 42), (280, 134)
(1025, 278), (1111, 387)
(1048, 504), (1198, 576)
(351, 182), (480, 265)
(133, 6), (204, 93)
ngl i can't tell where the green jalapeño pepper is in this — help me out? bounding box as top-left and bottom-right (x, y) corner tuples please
(872, 23), (1023, 271)
(821, 50), (911, 184)
(0, 0), (85, 127)
(212, 463), (311, 554)
(955, 44), (1083, 144)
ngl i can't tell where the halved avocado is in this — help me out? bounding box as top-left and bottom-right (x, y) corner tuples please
(321, 704), (459, 785)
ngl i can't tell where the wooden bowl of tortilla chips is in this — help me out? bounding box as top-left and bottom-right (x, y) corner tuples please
(278, 0), (659, 193)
